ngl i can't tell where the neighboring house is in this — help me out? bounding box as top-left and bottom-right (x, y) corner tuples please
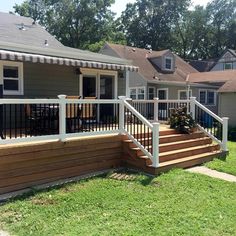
(189, 49), (236, 72)
(189, 70), (236, 126)
(100, 43), (218, 111)
(0, 12), (137, 100)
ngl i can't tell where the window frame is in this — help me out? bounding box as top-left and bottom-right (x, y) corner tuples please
(129, 86), (146, 100)
(0, 61), (24, 95)
(164, 56), (173, 71)
(148, 86), (155, 100)
(224, 62), (233, 70)
(178, 90), (192, 100)
(198, 89), (216, 106)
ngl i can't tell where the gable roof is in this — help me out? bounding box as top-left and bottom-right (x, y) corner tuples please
(0, 12), (63, 49)
(188, 49), (236, 72)
(0, 12), (138, 71)
(189, 70), (236, 92)
(103, 43), (198, 83)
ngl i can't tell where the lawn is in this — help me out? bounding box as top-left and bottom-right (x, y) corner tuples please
(0, 169), (236, 236)
(206, 141), (236, 176)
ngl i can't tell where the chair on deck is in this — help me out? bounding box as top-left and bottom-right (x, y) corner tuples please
(66, 96), (81, 133)
(25, 104), (47, 135)
(81, 97), (97, 131)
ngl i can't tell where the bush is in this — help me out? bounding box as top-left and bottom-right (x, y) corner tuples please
(169, 106), (196, 134)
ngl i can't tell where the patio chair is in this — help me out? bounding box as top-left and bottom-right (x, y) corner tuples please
(66, 96), (81, 133)
(81, 97), (97, 131)
(25, 104), (47, 135)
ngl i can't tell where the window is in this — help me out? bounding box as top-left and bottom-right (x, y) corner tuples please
(178, 90), (192, 100)
(224, 63), (233, 70)
(129, 87), (145, 100)
(1, 61), (24, 95)
(148, 87), (155, 99)
(165, 57), (173, 70)
(199, 90), (216, 106)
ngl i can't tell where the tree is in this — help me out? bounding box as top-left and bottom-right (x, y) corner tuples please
(120, 0), (191, 50)
(14, 0), (125, 51)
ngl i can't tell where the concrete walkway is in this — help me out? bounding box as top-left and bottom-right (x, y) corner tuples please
(187, 166), (236, 183)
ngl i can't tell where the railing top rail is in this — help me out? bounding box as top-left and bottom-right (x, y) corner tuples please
(0, 98), (121, 105)
(131, 100), (154, 103)
(0, 99), (60, 104)
(124, 100), (153, 130)
(66, 99), (120, 104)
(158, 99), (190, 103)
(194, 99), (223, 123)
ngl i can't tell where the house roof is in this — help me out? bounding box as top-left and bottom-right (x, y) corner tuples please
(104, 43), (198, 83)
(189, 70), (236, 93)
(188, 60), (216, 72)
(188, 49), (236, 72)
(0, 12), (138, 71)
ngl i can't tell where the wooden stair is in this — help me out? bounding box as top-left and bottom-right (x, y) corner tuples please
(122, 129), (226, 175)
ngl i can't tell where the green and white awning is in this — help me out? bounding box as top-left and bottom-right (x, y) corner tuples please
(0, 49), (139, 72)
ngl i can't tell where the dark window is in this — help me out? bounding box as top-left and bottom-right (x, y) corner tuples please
(4, 79), (19, 91)
(200, 91), (206, 104)
(207, 91), (215, 105)
(3, 66), (18, 78)
(165, 58), (172, 70)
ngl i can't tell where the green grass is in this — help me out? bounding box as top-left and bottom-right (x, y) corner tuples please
(206, 142), (236, 176)
(1, 169), (236, 236)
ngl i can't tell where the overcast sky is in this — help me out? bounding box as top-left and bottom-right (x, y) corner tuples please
(0, 0), (211, 16)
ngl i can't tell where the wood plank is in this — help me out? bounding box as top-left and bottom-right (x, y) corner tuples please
(0, 141), (122, 165)
(0, 152), (122, 180)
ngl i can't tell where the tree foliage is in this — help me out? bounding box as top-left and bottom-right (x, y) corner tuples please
(14, 0), (125, 51)
(14, 0), (236, 58)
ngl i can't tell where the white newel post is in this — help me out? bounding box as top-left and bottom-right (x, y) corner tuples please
(190, 97), (196, 120)
(222, 117), (229, 151)
(152, 122), (160, 168)
(58, 94), (67, 142)
(154, 97), (159, 122)
(118, 96), (126, 133)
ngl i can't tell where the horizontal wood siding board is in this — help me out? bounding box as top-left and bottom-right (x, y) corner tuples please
(0, 141), (122, 165)
(0, 154), (122, 186)
(0, 159), (122, 194)
(0, 135), (122, 157)
(0, 149), (123, 178)
(0, 135), (123, 194)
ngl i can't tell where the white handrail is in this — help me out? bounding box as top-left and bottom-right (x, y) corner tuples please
(124, 100), (153, 129)
(194, 99), (223, 123)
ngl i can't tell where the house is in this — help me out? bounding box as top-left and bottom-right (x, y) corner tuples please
(189, 49), (236, 72)
(0, 12), (138, 100)
(189, 70), (236, 126)
(100, 43), (219, 112)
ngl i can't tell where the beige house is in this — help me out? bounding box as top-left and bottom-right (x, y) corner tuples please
(189, 70), (236, 126)
(100, 43), (218, 112)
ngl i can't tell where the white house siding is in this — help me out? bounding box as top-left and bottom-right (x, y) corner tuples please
(219, 93), (236, 126)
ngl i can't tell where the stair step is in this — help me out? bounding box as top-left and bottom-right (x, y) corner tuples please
(159, 137), (212, 152)
(157, 150), (223, 169)
(132, 129), (179, 139)
(159, 144), (220, 162)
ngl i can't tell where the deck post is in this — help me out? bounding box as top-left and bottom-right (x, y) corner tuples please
(222, 117), (229, 151)
(152, 122), (160, 168)
(190, 97), (196, 120)
(58, 94), (67, 142)
(118, 96), (126, 133)
(154, 97), (159, 122)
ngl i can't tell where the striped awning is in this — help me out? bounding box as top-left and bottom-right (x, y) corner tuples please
(0, 50), (139, 72)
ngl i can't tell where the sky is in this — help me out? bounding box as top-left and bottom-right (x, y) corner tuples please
(0, 0), (210, 16)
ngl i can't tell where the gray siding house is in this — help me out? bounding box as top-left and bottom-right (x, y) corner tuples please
(189, 70), (236, 126)
(189, 49), (236, 72)
(100, 43), (218, 112)
(0, 12), (137, 100)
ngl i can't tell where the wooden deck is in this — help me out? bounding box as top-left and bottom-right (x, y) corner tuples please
(0, 125), (226, 197)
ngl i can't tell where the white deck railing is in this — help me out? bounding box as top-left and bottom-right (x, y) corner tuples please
(0, 96), (229, 166)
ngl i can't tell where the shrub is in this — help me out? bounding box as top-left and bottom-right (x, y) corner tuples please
(228, 127), (236, 141)
(169, 106), (196, 134)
